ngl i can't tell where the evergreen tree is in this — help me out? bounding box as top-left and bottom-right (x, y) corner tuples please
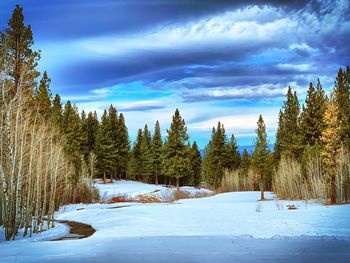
(140, 124), (153, 182)
(202, 122), (228, 187)
(334, 67), (350, 149)
(152, 120), (163, 185)
(107, 105), (119, 180)
(51, 94), (62, 127)
(301, 80), (327, 147)
(34, 71), (51, 118)
(162, 109), (191, 189)
(320, 91), (341, 204)
(62, 101), (84, 179)
(190, 141), (202, 187)
(86, 111), (99, 154)
(80, 110), (89, 159)
(95, 110), (114, 183)
(274, 109), (284, 162)
(274, 87), (302, 160)
(116, 113), (130, 180)
(240, 148), (251, 178)
(252, 115), (271, 200)
(130, 129), (143, 181)
(1, 5), (40, 99)
(226, 134), (241, 170)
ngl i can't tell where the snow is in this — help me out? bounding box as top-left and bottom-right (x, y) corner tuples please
(1, 181), (350, 262)
(95, 179), (214, 202)
(0, 221), (69, 242)
(53, 191), (350, 239)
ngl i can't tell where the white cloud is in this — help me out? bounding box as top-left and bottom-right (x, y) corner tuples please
(73, 5), (295, 56)
(188, 110), (278, 133)
(181, 82), (308, 101)
(277, 63), (314, 72)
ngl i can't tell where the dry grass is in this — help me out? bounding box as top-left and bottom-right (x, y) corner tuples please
(108, 189), (214, 204)
(109, 194), (135, 203)
(273, 156), (328, 201)
(217, 169), (257, 193)
(273, 152), (350, 203)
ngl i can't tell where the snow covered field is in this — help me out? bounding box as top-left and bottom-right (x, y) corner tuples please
(96, 179), (214, 202)
(1, 181), (350, 262)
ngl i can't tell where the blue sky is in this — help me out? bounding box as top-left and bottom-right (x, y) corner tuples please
(1, 0), (349, 148)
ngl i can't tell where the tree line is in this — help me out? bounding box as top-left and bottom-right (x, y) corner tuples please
(205, 67), (350, 203)
(1, 4), (350, 241)
(272, 68), (350, 204)
(0, 5), (99, 241)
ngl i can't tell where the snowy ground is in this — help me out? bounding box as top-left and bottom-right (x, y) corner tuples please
(1, 181), (350, 262)
(96, 179), (214, 202)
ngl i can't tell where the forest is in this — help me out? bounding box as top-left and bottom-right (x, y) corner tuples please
(1, 5), (350, 242)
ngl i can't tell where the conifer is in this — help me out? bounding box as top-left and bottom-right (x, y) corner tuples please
(252, 115), (271, 200)
(162, 109), (191, 190)
(190, 141), (202, 187)
(274, 86), (302, 161)
(51, 94), (62, 127)
(226, 134), (241, 169)
(301, 80), (327, 146)
(320, 91), (341, 203)
(1, 5), (40, 99)
(334, 67), (350, 149)
(140, 124), (153, 182)
(116, 113), (130, 180)
(95, 110), (114, 183)
(152, 121), (163, 185)
(34, 71), (51, 118)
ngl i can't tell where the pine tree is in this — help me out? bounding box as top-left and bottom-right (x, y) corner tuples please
(107, 105), (119, 180)
(334, 67), (350, 149)
(86, 111), (99, 154)
(301, 80), (327, 147)
(34, 71), (51, 118)
(240, 148), (251, 178)
(80, 110), (89, 159)
(95, 110), (114, 183)
(190, 141), (202, 187)
(162, 109), (191, 190)
(320, 91), (341, 204)
(252, 115), (271, 200)
(274, 87), (302, 160)
(1, 5), (40, 99)
(62, 101), (84, 179)
(51, 94), (62, 127)
(202, 122), (227, 187)
(140, 124), (153, 182)
(226, 134), (241, 170)
(116, 113), (130, 180)
(274, 109), (284, 162)
(130, 129), (143, 181)
(152, 121), (163, 185)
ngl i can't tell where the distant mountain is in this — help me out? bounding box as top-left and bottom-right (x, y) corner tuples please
(199, 144), (274, 158)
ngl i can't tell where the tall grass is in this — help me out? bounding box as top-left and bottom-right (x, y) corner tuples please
(273, 151), (350, 202)
(217, 169), (258, 193)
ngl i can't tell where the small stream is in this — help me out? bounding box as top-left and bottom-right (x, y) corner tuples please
(50, 220), (96, 241)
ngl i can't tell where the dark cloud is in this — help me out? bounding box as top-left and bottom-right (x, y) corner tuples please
(1, 0), (348, 101)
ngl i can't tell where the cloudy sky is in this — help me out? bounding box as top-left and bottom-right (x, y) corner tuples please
(1, 0), (349, 147)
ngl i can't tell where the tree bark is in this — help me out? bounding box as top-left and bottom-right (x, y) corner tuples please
(331, 173), (337, 204)
(260, 182), (265, 200)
